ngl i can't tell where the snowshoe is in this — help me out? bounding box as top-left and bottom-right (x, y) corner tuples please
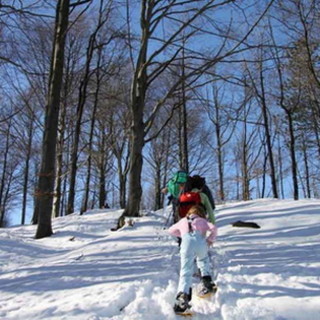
(173, 292), (192, 316)
(175, 308), (193, 317)
(197, 276), (217, 298)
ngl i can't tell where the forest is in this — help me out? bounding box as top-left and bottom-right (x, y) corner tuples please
(0, 0), (319, 237)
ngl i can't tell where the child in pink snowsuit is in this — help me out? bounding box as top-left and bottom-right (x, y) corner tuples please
(168, 205), (217, 313)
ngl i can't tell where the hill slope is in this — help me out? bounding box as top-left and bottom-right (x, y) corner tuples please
(0, 200), (320, 320)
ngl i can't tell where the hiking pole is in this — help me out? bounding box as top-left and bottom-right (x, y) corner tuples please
(163, 195), (174, 228)
(164, 207), (174, 228)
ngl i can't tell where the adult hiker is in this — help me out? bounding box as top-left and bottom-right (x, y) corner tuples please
(168, 205), (217, 315)
(162, 170), (188, 223)
(191, 175), (216, 211)
(178, 176), (215, 224)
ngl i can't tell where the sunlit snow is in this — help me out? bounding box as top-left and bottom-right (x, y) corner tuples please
(1, 199), (320, 319)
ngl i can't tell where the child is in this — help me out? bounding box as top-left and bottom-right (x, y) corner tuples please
(168, 205), (217, 314)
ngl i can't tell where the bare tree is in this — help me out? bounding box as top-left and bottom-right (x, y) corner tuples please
(67, 0), (116, 215)
(94, 114), (115, 208)
(202, 84), (237, 201)
(35, 0), (70, 238)
(18, 95), (37, 225)
(145, 110), (176, 211)
(123, 0), (275, 217)
(0, 119), (12, 226)
(0, 1), (54, 73)
(245, 45), (279, 198)
(81, 47), (103, 214)
(269, 37), (299, 200)
(107, 99), (131, 209)
(270, 0), (320, 199)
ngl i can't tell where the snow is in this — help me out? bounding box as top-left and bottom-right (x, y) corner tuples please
(1, 199), (320, 320)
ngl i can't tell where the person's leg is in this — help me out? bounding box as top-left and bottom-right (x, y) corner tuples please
(195, 235), (211, 277)
(174, 234), (195, 312)
(194, 234), (216, 295)
(177, 234), (195, 294)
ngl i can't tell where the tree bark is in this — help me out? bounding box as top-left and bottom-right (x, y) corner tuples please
(242, 121), (250, 201)
(214, 99), (225, 202)
(258, 63), (279, 198)
(21, 117), (34, 224)
(52, 92), (68, 219)
(0, 121), (11, 227)
(123, 0), (149, 217)
(52, 48), (71, 218)
(66, 53), (90, 215)
(118, 159), (127, 209)
(98, 153), (107, 209)
(82, 48), (102, 214)
(35, 0), (69, 239)
(277, 133), (285, 199)
(154, 165), (162, 211)
(301, 136), (311, 198)
(124, 109), (145, 216)
(286, 111), (299, 200)
(180, 44), (189, 172)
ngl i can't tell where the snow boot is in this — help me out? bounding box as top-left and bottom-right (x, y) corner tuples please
(198, 276), (217, 297)
(173, 292), (192, 314)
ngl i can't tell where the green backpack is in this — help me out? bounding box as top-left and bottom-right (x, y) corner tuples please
(167, 171), (188, 198)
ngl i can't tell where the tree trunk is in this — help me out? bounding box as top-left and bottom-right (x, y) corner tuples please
(236, 161), (240, 200)
(52, 141), (63, 218)
(0, 121), (11, 227)
(123, 0), (149, 217)
(154, 164), (162, 211)
(60, 137), (70, 216)
(98, 130), (107, 208)
(98, 165), (107, 209)
(21, 118), (34, 225)
(214, 103), (225, 202)
(242, 106), (250, 201)
(302, 136), (311, 198)
(161, 129), (171, 206)
(52, 52), (70, 218)
(82, 51), (101, 214)
(35, 0), (69, 239)
(180, 45), (189, 172)
(277, 134), (285, 199)
(272, 30), (299, 201)
(286, 111), (299, 200)
(118, 159), (127, 209)
(0, 170), (14, 227)
(124, 110), (144, 216)
(52, 98), (66, 218)
(259, 66), (278, 198)
(67, 28), (97, 215)
(261, 147), (268, 198)
(66, 79), (87, 215)
(311, 107), (320, 159)
(242, 139), (250, 201)
(32, 163), (40, 224)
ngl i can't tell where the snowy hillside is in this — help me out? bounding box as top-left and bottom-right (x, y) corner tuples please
(1, 200), (320, 320)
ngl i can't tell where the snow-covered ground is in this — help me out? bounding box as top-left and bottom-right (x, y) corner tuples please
(1, 199), (320, 320)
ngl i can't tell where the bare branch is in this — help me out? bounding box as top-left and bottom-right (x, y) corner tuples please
(69, 0), (93, 8)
